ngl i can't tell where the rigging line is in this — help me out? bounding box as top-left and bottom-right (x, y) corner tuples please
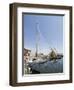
(37, 25), (52, 49)
(39, 29), (58, 52)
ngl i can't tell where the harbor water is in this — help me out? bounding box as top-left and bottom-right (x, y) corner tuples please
(28, 59), (63, 74)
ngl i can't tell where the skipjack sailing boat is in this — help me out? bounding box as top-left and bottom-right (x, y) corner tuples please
(25, 22), (63, 74)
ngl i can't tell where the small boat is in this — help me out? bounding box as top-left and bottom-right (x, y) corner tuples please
(48, 49), (63, 61)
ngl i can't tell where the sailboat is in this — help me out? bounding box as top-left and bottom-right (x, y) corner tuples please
(27, 22), (63, 74)
(48, 48), (63, 61)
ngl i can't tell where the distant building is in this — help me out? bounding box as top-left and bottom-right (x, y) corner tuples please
(24, 48), (31, 63)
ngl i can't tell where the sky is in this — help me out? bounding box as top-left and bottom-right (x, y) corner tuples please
(23, 14), (64, 54)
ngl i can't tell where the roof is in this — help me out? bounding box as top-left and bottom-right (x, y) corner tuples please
(24, 48), (31, 52)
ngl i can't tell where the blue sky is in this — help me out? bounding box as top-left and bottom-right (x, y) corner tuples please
(23, 14), (63, 54)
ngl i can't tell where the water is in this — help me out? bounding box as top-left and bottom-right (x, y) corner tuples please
(28, 59), (63, 74)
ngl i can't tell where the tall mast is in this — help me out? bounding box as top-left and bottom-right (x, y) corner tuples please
(35, 22), (39, 57)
